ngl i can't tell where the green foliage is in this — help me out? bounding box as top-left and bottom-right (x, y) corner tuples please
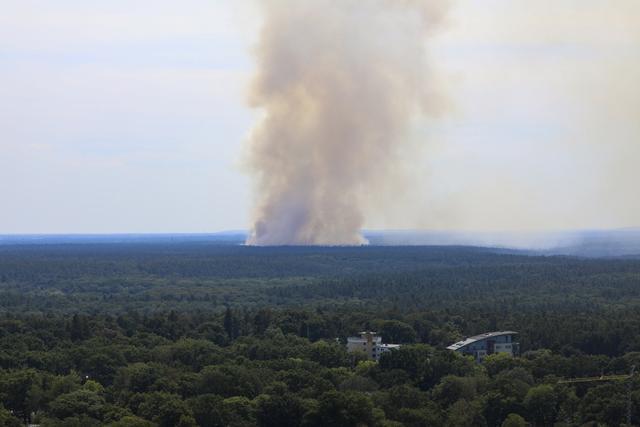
(189, 394), (224, 427)
(136, 392), (193, 427)
(113, 363), (165, 394)
(48, 388), (106, 420)
(255, 393), (307, 427)
(524, 384), (559, 426)
(0, 404), (21, 427)
(433, 375), (486, 407)
(579, 383), (627, 426)
(309, 341), (349, 368)
(305, 391), (375, 427)
(106, 416), (155, 427)
(445, 399), (486, 427)
(197, 364), (266, 398)
(376, 320), (417, 344)
(1, 244), (640, 425)
(220, 396), (256, 427)
(501, 413), (527, 427)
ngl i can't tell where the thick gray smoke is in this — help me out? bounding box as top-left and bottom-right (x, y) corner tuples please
(245, 0), (449, 245)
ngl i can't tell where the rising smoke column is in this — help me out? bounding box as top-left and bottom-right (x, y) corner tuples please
(245, 0), (449, 245)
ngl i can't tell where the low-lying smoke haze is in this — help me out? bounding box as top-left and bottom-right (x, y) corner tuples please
(245, 0), (450, 245)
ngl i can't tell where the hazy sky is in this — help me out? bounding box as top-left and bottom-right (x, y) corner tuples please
(1, 0), (638, 233)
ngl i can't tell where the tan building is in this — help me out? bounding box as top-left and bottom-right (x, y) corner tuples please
(347, 331), (400, 361)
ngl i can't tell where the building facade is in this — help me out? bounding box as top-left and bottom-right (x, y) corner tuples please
(447, 331), (519, 362)
(347, 331), (400, 361)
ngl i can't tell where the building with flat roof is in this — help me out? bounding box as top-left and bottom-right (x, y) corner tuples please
(347, 331), (400, 361)
(447, 331), (519, 362)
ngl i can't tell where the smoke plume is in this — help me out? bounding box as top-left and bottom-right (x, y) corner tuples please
(245, 0), (449, 245)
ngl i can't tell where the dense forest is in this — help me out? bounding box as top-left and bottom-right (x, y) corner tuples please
(1, 242), (640, 426)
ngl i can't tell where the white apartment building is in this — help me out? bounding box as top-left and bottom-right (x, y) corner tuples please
(347, 331), (401, 361)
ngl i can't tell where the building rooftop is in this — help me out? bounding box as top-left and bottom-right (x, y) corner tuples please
(347, 331), (381, 341)
(348, 335), (382, 342)
(446, 331), (518, 351)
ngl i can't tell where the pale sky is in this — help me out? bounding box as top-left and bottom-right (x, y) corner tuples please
(1, 1), (638, 233)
